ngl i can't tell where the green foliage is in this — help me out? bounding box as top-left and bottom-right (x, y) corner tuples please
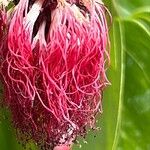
(0, 0), (150, 150)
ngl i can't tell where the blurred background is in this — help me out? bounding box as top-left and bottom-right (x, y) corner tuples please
(0, 0), (150, 150)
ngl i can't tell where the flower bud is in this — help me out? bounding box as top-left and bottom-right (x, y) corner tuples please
(0, 0), (110, 149)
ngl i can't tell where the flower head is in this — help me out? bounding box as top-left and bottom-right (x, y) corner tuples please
(0, 0), (110, 149)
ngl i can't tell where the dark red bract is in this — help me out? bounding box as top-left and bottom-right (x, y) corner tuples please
(0, 0), (110, 149)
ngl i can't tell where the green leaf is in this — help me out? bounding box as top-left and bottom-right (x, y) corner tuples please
(117, 13), (150, 150)
(100, 19), (125, 150)
(0, 109), (23, 150)
(113, 0), (150, 17)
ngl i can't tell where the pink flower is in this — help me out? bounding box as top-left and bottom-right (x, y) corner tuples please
(0, 0), (110, 149)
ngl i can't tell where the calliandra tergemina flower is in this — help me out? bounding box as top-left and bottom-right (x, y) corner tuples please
(0, 0), (110, 149)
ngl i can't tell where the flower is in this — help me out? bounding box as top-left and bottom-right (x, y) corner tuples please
(0, 0), (110, 149)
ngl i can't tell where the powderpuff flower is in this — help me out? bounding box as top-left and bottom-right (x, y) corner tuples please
(0, 0), (110, 149)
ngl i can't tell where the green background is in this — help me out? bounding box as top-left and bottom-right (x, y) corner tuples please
(0, 0), (150, 150)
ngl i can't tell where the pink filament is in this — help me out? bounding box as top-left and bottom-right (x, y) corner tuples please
(0, 0), (110, 149)
(53, 145), (70, 150)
